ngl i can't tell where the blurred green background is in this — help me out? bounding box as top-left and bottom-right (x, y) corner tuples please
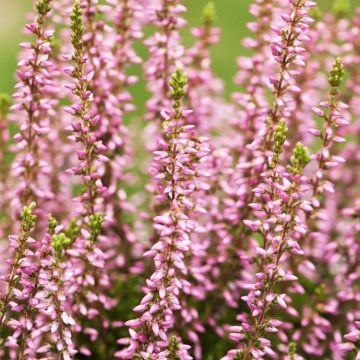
(0, 0), (356, 98)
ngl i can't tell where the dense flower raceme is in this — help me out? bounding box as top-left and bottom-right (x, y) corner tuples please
(63, 2), (116, 357)
(223, 121), (312, 359)
(99, 0), (145, 271)
(183, 2), (226, 132)
(0, 0), (360, 359)
(200, 0), (316, 337)
(0, 204), (37, 342)
(7, 0), (65, 229)
(118, 68), (209, 359)
(0, 95), (12, 238)
(287, 58), (350, 355)
(143, 0), (186, 123)
(53, 0), (145, 272)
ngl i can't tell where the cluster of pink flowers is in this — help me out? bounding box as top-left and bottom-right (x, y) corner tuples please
(119, 68), (209, 359)
(9, 0), (61, 225)
(0, 0), (359, 359)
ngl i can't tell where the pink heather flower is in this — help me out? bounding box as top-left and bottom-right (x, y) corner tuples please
(4, 217), (67, 358)
(1, 1), (360, 359)
(65, 1), (107, 219)
(232, 0), (277, 145)
(309, 58), (347, 198)
(0, 203), (37, 349)
(58, 0), (144, 284)
(183, 2), (228, 133)
(143, 0), (186, 122)
(0, 95), (12, 238)
(285, 14), (325, 150)
(97, 0), (145, 272)
(8, 0), (62, 229)
(345, 323), (360, 343)
(4, 235), (46, 357)
(285, 58), (353, 357)
(211, 0), (278, 306)
(204, 1), (314, 344)
(264, 0), (315, 148)
(62, 2), (115, 354)
(118, 69), (208, 359)
(224, 120), (312, 358)
(33, 229), (77, 359)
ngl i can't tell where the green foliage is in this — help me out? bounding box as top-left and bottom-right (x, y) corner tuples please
(202, 2), (217, 26)
(64, 218), (80, 242)
(315, 283), (326, 301)
(168, 336), (181, 360)
(328, 57), (344, 95)
(288, 143), (311, 175)
(309, 6), (323, 21)
(51, 232), (71, 261)
(170, 68), (188, 102)
(89, 213), (104, 243)
(78, 275), (144, 359)
(271, 119), (288, 168)
(234, 351), (243, 360)
(20, 202), (37, 233)
(288, 342), (297, 359)
(192, 292), (237, 358)
(0, 93), (11, 118)
(70, 0), (84, 52)
(35, 0), (51, 17)
(332, 0), (351, 17)
(47, 214), (58, 235)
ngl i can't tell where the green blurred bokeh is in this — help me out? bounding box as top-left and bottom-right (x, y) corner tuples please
(0, 1), (356, 97)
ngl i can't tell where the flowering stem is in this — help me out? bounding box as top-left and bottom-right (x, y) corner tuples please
(264, 0), (314, 149)
(242, 198), (297, 360)
(17, 270), (42, 359)
(0, 94), (11, 184)
(0, 203), (37, 328)
(17, 0), (52, 206)
(68, 0), (102, 217)
(311, 57), (345, 197)
(121, 68), (207, 359)
(17, 216), (57, 359)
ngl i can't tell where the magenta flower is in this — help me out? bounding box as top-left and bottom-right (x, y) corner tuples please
(143, 0), (186, 122)
(8, 0), (60, 228)
(0, 1), (359, 359)
(117, 69), (209, 359)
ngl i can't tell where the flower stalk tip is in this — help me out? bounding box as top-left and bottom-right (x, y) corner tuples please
(202, 2), (217, 26)
(89, 213), (104, 243)
(20, 202), (37, 232)
(170, 67), (188, 102)
(35, 0), (51, 17)
(47, 214), (58, 235)
(288, 143), (311, 175)
(51, 233), (71, 261)
(70, 0), (84, 52)
(332, 0), (351, 18)
(329, 57), (344, 94)
(271, 119), (288, 168)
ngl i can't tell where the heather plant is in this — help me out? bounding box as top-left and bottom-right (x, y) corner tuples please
(0, 0), (359, 359)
